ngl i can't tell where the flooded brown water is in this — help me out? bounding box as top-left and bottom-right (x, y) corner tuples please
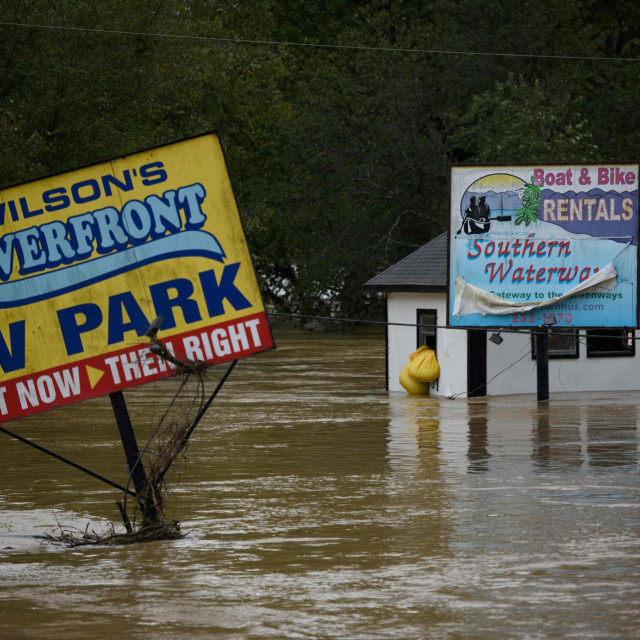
(1, 328), (639, 639)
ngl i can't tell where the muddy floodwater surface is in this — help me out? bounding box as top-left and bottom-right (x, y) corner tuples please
(0, 329), (639, 639)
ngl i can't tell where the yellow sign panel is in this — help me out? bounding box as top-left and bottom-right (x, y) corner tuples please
(0, 133), (274, 422)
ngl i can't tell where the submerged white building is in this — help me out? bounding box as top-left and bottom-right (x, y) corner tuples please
(364, 233), (638, 398)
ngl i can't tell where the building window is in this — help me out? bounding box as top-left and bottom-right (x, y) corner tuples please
(586, 329), (635, 357)
(417, 309), (437, 351)
(531, 328), (579, 359)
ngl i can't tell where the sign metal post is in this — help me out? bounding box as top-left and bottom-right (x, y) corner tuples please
(110, 390), (159, 525)
(535, 328), (549, 402)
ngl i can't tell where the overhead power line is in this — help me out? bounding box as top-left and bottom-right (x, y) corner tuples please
(0, 20), (639, 63)
(268, 312), (640, 341)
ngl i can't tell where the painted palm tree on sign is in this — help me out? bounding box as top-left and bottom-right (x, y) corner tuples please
(515, 177), (542, 226)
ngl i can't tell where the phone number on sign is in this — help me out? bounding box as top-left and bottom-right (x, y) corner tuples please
(511, 313), (574, 325)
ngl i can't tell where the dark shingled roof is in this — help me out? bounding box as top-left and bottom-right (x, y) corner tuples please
(364, 232), (447, 292)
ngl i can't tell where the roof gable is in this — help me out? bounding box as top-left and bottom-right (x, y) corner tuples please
(364, 232), (447, 292)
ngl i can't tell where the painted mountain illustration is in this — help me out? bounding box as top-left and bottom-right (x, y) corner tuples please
(461, 189), (523, 212)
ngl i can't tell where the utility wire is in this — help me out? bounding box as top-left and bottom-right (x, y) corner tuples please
(268, 312), (640, 341)
(0, 21), (639, 63)
(448, 346), (532, 399)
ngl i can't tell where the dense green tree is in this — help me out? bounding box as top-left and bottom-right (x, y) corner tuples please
(0, 1), (639, 317)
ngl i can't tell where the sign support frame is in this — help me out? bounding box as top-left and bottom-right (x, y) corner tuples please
(153, 359), (238, 486)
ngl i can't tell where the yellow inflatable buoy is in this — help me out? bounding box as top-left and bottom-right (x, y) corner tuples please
(406, 345), (440, 383)
(399, 363), (430, 395)
(399, 346), (441, 395)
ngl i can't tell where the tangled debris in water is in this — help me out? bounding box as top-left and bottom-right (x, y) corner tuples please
(43, 519), (183, 547)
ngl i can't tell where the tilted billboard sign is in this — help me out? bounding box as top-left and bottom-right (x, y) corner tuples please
(0, 133), (274, 422)
(449, 164), (638, 328)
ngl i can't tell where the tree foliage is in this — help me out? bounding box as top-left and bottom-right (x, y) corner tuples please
(0, 0), (639, 316)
